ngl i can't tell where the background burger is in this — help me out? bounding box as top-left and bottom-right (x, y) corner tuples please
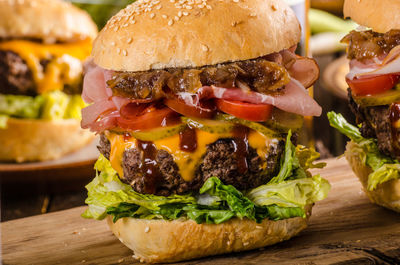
(82, 0), (330, 263)
(329, 0), (400, 212)
(0, 0), (97, 162)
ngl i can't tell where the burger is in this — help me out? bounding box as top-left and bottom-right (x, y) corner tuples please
(328, 0), (400, 212)
(0, 0), (97, 162)
(82, 0), (330, 263)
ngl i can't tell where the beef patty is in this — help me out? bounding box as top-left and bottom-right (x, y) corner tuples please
(98, 134), (283, 196)
(0, 50), (35, 96)
(348, 89), (400, 160)
(0, 50), (83, 96)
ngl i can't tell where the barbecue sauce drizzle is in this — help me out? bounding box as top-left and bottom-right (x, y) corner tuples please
(137, 140), (163, 194)
(179, 127), (197, 152)
(136, 125), (250, 193)
(389, 103), (400, 157)
(232, 126), (249, 174)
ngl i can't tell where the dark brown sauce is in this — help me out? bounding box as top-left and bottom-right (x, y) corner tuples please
(137, 140), (162, 194)
(179, 127), (197, 152)
(232, 126), (249, 174)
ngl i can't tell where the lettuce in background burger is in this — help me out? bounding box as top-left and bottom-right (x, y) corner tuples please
(329, 0), (400, 212)
(0, 0), (98, 162)
(82, 0), (330, 262)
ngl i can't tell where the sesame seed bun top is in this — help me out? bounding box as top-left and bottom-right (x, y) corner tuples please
(0, 0), (97, 43)
(92, 0), (301, 72)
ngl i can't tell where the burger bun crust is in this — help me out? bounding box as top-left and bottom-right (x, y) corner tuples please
(0, 118), (95, 162)
(0, 0), (97, 43)
(344, 0), (400, 33)
(345, 141), (400, 212)
(92, 0), (301, 71)
(107, 208), (311, 263)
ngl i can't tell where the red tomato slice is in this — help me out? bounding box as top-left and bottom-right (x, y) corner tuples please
(347, 74), (399, 96)
(215, 99), (273, 121)
(164, 98), (216, 119)
(117, 103), (180, 131)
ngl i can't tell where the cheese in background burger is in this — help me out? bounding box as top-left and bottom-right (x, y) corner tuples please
(0, 0), (97, 162)
(328, 0), (400, 212)
(81, 0), (330, 263)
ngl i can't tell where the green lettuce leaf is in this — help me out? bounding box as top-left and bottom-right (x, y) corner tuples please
(82, 155), (196, 220)
(328, 111), (400, 190)
(0, 94), (44, 119)
(0, 91), (85, 121)
(247, 174), (330, 209)
(327, 111), (363, 142)
(199, 177), (256, 220)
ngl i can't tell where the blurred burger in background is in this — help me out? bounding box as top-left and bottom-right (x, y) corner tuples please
(0, 0), (97, 162)
(329, 0), (400, 212)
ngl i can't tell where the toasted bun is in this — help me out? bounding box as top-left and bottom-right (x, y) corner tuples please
(107, 210), (311, 263)
(345, 141), (400, 212)
(0, 0), (97, 43)
(93, 0), (301, 71)
(343, 0), (400, 33)
(0, 118), (95, 162)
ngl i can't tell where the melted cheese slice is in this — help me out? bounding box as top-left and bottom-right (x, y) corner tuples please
(0, 39), (92, 94)
(107, 129), (277, 182)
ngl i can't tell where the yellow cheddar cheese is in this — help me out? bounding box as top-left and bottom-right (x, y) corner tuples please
(107, 129), (277, 182)
(0, 39), (92, 94)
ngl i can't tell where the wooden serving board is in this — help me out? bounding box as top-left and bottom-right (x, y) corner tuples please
(2, 158), (400, 265)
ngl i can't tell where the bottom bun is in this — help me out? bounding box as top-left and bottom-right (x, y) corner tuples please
(107, 209), (311, 263)
(0, 118), (95, 162)
(345, 141), (400, 212)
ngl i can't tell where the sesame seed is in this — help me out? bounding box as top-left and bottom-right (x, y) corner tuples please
(117, 48), (121, 54)
(250, 12), (257, 17)
(156, 4), (162, 9)
(201, 44), (209, 51)
(233, 0), (239, 2)
(170, 0), (175, 2)
(186, 5), (192, 9)
(127, 37), (133, 44)
(206, 4), (212, 9)
(168, 19), (174, 26)
(111, 42), (116, 46)
(130, 20), (136, 24)
(174, 16), (179, 21)
(178, 11), (182, 17)
(122, 50), (128, 56)
(113, 26), (119, 32)
(183, 11), (189, 16)
(162, 14), (168, 19)
(144, 227), (150, 233)
(150, 13), (155, 18)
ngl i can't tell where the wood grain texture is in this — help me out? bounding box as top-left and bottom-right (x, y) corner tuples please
(2, 157), (400, 265)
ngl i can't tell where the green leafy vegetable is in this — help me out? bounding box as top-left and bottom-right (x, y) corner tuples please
(328, 111), (400, 190)
(247, 174), (330, 209)
(0, 91), (85, 121)
(0, 94), (44, 119)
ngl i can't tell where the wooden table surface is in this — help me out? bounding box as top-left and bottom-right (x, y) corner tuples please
(2, 157), (400, 265)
